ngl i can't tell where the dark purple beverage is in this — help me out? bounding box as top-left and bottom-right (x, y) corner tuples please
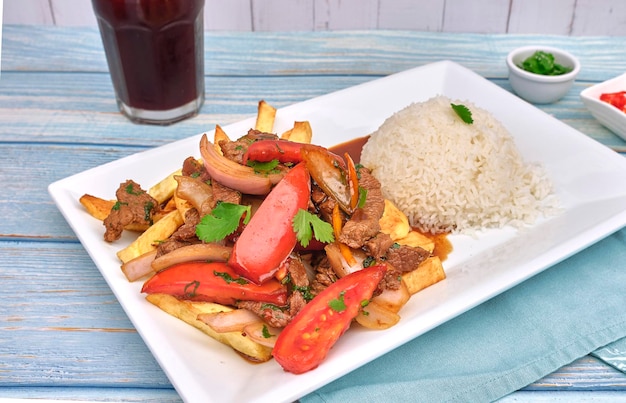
(92, 0), (205, 125)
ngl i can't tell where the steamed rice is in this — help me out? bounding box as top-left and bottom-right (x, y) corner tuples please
(360, 95), (558, 234)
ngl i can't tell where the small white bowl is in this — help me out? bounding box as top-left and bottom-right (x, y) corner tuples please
(580, 72), (626, 141)
(506, 46), (580, 104)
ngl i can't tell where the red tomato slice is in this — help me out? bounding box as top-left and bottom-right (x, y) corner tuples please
(600, 91), (626, 112)
(272, 265), (387, 374)
(141, 261), (288, 306)
(228, 163), (311, 284)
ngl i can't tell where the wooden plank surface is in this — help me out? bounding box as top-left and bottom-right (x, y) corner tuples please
(4, 0), (626, 36)
(1, 25), (626, 402)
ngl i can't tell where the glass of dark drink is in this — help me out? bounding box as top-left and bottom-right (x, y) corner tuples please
(92, 0), (205, 125)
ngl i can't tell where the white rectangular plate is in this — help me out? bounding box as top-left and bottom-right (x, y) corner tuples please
(49, 61), (626, 403)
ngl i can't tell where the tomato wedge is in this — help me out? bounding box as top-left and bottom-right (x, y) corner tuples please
(141, 261), (288, 306)
(272, 265), (387, 374)
(228, 163), (311, 284)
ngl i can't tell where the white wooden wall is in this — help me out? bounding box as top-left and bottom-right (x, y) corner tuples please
(4, 0), (626, 36)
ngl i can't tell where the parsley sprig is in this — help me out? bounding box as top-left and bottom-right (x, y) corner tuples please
(196, 202), (251, 243)
(451, 103), (473, 124)
(292, 209), (334, 248)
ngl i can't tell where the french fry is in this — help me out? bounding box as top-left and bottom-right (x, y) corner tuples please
(379, 199), (411, 241)
(281, 121), (313, 144)
(79, 194), (149, 232)
(396, 231), (435, 253)
(146, 294), (272, 362)
(255, 100), (276, 133)
(402, 256), (446, 295)
(79, 194), (115, 221)
(214, 124), (230, 155)
(149, 168), (182, 205)
(116, 209), (184, 263)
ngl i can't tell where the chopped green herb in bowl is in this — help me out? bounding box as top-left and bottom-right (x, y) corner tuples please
(519, 51), (572, 76)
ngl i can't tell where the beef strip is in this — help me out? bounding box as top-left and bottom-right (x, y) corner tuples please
(364, 232), (395, 259)
(310, 183), (335, 223)
(237, 301), (292, 328)
(310, 256), (338, 296)
(339, 168), (385, 248)
(235, 256), (311, 328)
(103, 180), (159, 242)
(155, 208), (202, 258)
(181, 156), (211, 183)
(385, 244), (431, 272)
(211, 181), (242, 208)
(375, 268), (403, 295)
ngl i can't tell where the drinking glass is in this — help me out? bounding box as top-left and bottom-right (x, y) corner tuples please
(92, 0), (205, 125)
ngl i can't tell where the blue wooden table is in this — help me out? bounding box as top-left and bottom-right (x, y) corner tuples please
(1, 25), (626, 402)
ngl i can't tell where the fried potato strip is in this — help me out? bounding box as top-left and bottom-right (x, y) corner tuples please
(146, 293), (272, 362)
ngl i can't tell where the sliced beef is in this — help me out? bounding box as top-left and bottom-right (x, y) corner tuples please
(385, 244), (431, 272)
(237, 301), (292, 328)
(155, 208), (202, 258)
(364, 232), (395, 259)
(211, 181), (242, 208)
(181, 156), (211, 183)
(103, 180), (159, 242)
(310, 183), (335, 223)
(310, 256), (338, 296)
(338, 168), (385, 248)
(377, 268), (403, 293)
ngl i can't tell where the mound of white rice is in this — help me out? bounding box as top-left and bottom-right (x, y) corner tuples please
(360, 95), (558, 234)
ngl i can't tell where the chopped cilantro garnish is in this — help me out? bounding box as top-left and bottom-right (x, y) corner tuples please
(292, 209), (334, 248)
(195, 202), (251, 243)
(451, 103), (473, 124)
(184, 280), (200, 298)
(213, 270), (249, 285)
(246, 159), (280, 174)
(328, 291), (347, 312)
(112, 201), (127, 211)
(293, 285), (315, 302)
(262, 324), (273, 338)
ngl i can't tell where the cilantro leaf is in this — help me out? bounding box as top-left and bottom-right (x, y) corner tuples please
(195, 202), (251, 243)
(451, 103), (473, 124)
(292, 209), (334, 248)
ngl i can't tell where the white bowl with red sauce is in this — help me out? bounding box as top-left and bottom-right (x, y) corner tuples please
(580, 72), (626, 141)
(507, 46), (580, 104)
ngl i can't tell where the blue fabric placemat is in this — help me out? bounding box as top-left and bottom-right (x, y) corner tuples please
(302, 228), (626, 403)
(593, 338), (626, 374)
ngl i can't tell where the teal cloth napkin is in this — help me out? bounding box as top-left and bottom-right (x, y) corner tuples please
(302, 228), (626, 403)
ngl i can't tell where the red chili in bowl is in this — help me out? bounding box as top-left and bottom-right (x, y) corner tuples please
(600, 91), (626, 112)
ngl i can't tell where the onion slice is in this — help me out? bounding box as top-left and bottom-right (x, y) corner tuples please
(199, 134), (282, 195)
(151, 243), (232, 272)
(197, 308), (262, 333)
(355, 300), (401, 330)
(244, 321), (281, 348)
(121, 249), (158, 282)
(174, 175), (214, 217)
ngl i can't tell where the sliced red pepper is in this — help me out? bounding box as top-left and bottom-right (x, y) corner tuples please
(272, 264), (387, 374)
(228, 163), (311, 284)
(243, 139), (345, 167)
(141, 261), (288, 306)
(600, 91), (626, 112)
